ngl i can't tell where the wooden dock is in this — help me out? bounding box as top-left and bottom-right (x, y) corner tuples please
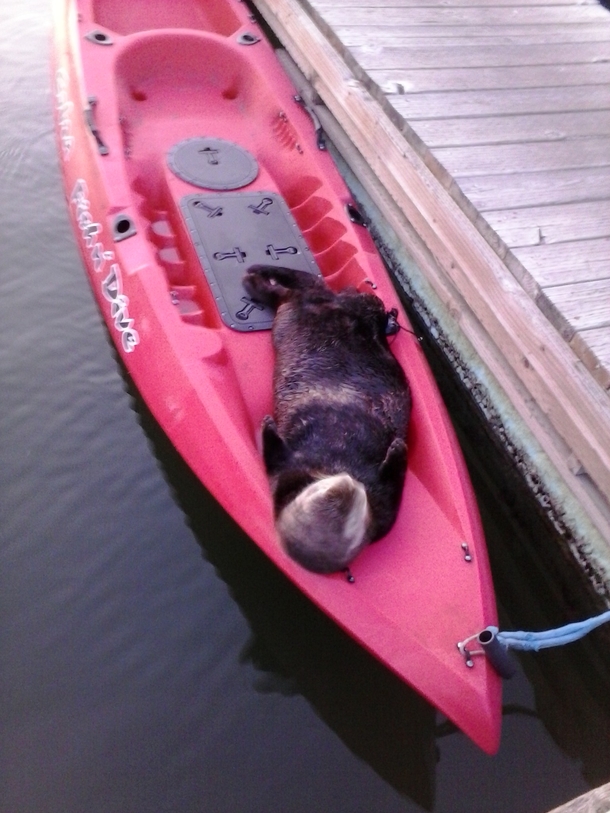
(253, 0), (610, 590)
(547, 781), (610, 813)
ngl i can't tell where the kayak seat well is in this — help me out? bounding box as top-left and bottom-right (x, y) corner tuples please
(92, 0), (241, 37)
(110, 30), (370, 329)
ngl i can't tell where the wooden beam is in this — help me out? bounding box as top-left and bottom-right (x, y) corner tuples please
(254, 0), (610, 542)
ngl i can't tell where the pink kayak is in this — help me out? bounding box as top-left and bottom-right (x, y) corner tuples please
(52, 0), (502, 753)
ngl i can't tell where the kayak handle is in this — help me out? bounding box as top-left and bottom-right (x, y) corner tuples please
(85, 96), (109, 156)
(294, 94), (326, 150)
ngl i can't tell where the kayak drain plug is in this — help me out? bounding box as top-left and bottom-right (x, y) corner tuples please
(85, 30), (114, 46)
(237, 32), (260, 45)
(112, 215), (137, 242)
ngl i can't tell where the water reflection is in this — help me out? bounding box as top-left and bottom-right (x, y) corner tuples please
(129, 379), (438, 809)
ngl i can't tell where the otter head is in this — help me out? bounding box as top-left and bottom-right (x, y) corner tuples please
(276, 473), (371, 573)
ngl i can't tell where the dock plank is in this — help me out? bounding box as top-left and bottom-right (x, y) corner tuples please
(459, 167), (610, 211)
(408, 110), (610, 149)
(512, 237), (610, 286)
(483, 201), (610, 250)
(578, 328), (610, 369)
(391, 85), (610, 119)
(369, 63), (610, 95)
(334, 24), (610, 44)
(544, 278), (610, 331)
(431, 138), (610, 177)
(321, 5), (609, 26)
(354, 42), (610, 70)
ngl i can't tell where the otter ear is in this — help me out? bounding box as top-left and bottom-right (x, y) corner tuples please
(261, 415), (290, 474)
(379, 438), (407, 481)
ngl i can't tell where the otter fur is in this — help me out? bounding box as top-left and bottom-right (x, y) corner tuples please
(243, 265), (411, 574)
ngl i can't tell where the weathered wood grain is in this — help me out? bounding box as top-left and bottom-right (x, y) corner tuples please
(544, 279), (610, 331)
(368, 63), (610, 96)
(459, 167), (610, 212)
(353, 41), (610, 71)
(321, 5), (609, 26)
(484, 201), (610, 249)
(512, 238), (610, 286)
(431, 138), (610, 177)
(578, 328), (610, 369)
(545, 781), (610, 813)
(335, 23), (610, 44)
(390, 86), (610, 120)
(408, 110), (610, 149)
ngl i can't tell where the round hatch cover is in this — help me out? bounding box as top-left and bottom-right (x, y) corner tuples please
(168, 137), (259, 190)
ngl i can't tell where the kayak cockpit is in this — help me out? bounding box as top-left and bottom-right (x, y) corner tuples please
(105, 29), (375, 332)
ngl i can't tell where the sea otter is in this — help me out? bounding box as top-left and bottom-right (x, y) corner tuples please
(243, 265), (411, 574)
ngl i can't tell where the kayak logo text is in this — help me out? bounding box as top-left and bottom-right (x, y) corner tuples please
(71, 179), (140, 353)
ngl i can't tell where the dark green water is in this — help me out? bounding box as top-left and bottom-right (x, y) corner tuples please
(1, 2), (609, 811)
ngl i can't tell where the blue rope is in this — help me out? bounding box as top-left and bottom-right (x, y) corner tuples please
(488, 609), (610, 652)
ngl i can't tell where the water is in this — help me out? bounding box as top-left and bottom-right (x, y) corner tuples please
(1, 2), (609, 811)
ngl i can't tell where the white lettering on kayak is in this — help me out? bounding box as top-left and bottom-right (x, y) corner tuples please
(55, 68), (74, 161)
(70, 179), (140, 352)
(101, 264), (140, 353)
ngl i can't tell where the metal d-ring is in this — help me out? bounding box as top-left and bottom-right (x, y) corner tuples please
(457, 633), (485, 668)
(294, 94), (326, 150)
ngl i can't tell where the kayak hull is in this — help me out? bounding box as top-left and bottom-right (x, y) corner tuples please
(52, 0), (502, 754)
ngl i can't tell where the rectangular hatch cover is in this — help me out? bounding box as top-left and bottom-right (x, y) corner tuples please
(181, 191), (321, 331)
